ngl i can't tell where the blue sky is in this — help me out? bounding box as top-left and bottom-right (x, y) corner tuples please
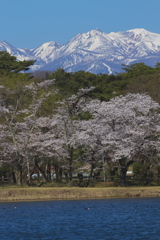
(1, 0), (160, 49)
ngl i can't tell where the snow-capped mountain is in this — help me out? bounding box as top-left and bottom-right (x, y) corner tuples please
(1, 28), (160, 74)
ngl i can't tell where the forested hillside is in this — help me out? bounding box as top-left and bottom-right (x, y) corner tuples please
(0, 51), (160, 187)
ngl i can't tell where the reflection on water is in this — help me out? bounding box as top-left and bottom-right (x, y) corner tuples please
(0, 197), (160, 240)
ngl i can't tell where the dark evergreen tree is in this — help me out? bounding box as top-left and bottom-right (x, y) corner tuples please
(0, 51), (35, 75)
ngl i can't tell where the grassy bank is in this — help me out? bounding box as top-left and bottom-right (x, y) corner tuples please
(1, 186), (160, 202)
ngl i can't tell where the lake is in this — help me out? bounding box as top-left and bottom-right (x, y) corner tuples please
(0, 197), (160, 239)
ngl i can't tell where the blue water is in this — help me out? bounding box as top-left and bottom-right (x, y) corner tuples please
(0, 198), (160, 240)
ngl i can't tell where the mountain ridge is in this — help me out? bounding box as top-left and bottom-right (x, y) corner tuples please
(1, 28), (160, 74)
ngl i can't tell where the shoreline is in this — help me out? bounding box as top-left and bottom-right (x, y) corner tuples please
(1, 186), (160, 202)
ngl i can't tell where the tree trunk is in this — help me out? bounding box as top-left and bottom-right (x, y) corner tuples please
(11, 172), (16, 184)
(35, 158), (47, 181)
(13, 155), (23, 186)
(119, 159), (134, 187)
(14, 169), (22, 186)
(78, 173), (83, 186)
(58, 167), (62, 182)
(55, 166), (62, 182)
(87, 163), (94, 187)
(65, 172), (69, 184)
(68, 150), (73, 187)
(68, 164), (73, 187)
(120, 166), (127, 187)
(46, 161), (51, 182)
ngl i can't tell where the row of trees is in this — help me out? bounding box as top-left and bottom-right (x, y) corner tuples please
(0, 51), (160, 186)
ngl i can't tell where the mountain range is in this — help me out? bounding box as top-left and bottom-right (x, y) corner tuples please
(1, 28), (160, 74)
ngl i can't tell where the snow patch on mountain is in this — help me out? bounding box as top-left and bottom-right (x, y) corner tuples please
(1, 28), (160, 74)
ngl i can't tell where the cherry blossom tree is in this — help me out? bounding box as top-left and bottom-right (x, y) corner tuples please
(32, 87), (95, 186)
(74, 93), (160, 186)
(0, 79), (55, 185)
